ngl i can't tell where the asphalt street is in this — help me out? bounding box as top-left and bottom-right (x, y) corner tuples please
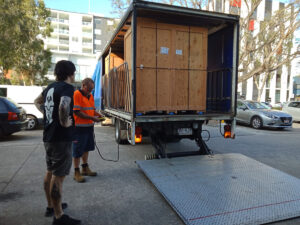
(0, 123), (300, 225)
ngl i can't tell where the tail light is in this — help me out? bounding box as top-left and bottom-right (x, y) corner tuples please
(224, 124), (231, 138)
(8, 112), (18, 121)
(135, 126), (142, 143)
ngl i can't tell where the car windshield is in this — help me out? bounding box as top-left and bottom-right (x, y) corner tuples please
(245, 102), (269, 109)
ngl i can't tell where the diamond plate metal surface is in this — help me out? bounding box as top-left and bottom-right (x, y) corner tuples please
(136, 153), (300, 225)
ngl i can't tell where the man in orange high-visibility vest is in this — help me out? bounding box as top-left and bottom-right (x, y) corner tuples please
(72, 78), (104, 183)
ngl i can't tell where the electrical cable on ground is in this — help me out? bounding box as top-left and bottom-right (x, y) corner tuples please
(94, 133), (119, 162)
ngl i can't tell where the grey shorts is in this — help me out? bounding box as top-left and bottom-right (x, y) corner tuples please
(44, 142), (72, 176)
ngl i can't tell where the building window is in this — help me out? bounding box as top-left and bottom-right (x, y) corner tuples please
(95, 18), (102, 24)
(266, 74), (271, 88)
(72, 37), (78, 42)
(276, 73), (281, 88)
(95, 29), (102, 35)
(264, 0), (272, 20)
(286, 90), (289, 101)
(265, 89), (270, 101)
(215, 0), (222, 12)
(95, 40), (101, 45)
(275, 90), (280, 103)
(107, 20), (114, 26)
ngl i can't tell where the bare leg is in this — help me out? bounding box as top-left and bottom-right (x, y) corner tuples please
(44, 171), (52, 208)
(82, 151), (89, 164)
(50, 175), (65, 219)
(73, 157), (81, 169)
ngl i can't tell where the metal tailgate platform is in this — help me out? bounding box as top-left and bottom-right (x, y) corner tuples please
(136, 153), (300, 225)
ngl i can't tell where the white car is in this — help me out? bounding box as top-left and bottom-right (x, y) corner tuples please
(282, 101), (300, 122)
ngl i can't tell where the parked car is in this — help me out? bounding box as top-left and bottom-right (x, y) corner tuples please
(237, 100), (293, 129)
(281, 101), (300, 122)
(260, 102), (272, 109)
(0, 97), (28, 136)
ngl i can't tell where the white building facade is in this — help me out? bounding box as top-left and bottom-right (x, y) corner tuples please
(43, 9), (119, 82)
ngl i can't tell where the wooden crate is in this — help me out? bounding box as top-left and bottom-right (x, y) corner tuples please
(189, 70), (207, 111)
(124, 17), (208, 113)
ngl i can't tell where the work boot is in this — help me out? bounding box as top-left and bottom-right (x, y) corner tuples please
(73, 168), (85, 183)
(81, 163), (97, 176)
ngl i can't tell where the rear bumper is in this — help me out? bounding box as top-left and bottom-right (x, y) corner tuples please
(3, 119), (29, 135)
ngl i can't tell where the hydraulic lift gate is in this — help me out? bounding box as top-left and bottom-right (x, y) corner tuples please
(136, 153), (300, 225)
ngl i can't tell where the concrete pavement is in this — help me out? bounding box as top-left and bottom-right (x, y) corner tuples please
(1, 123), (300, 225)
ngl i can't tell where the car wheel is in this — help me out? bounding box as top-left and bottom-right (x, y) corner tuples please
(26, 115), (38, 130)
(251, 116), (262, 129)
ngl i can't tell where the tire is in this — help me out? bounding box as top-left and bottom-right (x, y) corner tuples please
(115, 119), (128, 144)
(251, 116), (263, 129)
(26, 115), (38, 130)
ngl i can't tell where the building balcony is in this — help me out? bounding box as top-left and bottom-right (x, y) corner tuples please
(59, 40), (69, 45)
(59, 29), (69, 35)
(82, 32), (92, 38)
(59, 19), (69, 24)
(82, 42), (92, 47)
(82, 21), (92, 26)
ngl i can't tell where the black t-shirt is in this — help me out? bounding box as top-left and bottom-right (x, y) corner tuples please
(42, 81), (74, 142)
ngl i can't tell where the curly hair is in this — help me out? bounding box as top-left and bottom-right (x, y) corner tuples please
(54, 60), (76, 81)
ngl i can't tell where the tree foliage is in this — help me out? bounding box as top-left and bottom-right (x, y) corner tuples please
(110, 0), (300, 101)
(0, 0), (52, 85)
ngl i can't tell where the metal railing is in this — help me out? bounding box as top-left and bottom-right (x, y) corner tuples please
(103, 63), (131, 113)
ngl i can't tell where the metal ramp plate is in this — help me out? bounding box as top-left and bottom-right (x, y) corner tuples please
(136, 153), (300, 225)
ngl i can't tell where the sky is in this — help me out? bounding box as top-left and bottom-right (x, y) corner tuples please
(43, 0), (117, 18)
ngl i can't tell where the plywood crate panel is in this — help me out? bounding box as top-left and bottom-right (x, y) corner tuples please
(157, 69), (172, 110)
(137, 18), (156, 68)
(189, 70), (207, 111)
(157, 23), (173, 69)
(171, 70), (188, 110)
(189, 27), (208, 70)
(173, 25), (189, 69)
(136, 68), (157, 112)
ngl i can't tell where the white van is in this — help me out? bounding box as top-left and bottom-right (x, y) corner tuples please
(0, 85), (44, 130)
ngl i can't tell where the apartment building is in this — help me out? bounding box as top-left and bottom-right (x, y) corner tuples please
(209, 0), (299, 104)
(43, 9), (119, 82)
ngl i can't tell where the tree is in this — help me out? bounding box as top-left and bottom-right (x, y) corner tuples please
(110, 0), (300, 101)
(0, 0), (52, 85)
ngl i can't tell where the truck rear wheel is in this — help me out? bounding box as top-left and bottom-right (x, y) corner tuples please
(115, 119), (128, 144)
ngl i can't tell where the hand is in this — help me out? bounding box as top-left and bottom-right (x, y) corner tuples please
(92, 116), (105, 123)
(63, 116), (73, 128)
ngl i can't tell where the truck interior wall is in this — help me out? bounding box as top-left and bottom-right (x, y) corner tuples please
(207, 25), (234, 113)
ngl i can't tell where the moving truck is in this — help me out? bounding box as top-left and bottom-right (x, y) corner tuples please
(98, 0), (239, 157)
